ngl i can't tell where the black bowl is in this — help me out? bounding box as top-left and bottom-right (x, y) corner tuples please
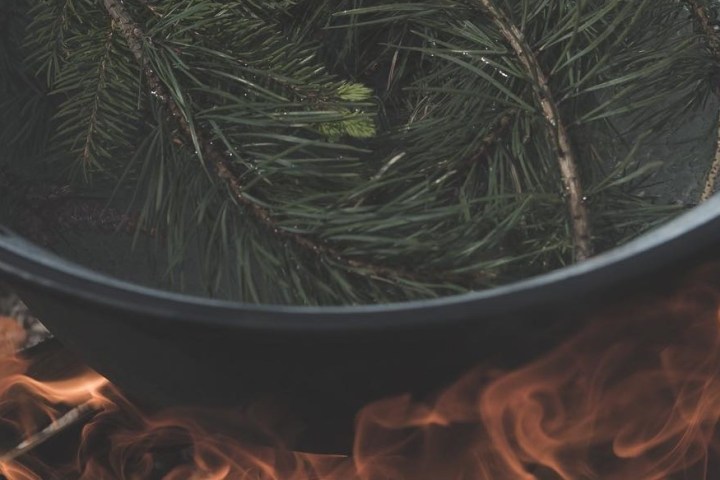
(1, 197), (719, 452)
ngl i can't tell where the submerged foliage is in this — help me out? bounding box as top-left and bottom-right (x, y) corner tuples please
(0, 0), (718, 305)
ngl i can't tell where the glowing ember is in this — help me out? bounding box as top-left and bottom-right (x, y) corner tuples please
(3, 266), (720, 479)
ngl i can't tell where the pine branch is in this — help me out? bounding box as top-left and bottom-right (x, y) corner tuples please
(9, 0), (707, 303)
(478, 0), (593, 261)
(685, 0), (720, 202)
(136, 0), (162, 17)
(101, 0), (449, 285)
(462, 109), (516, 168)
(700, 116), (720, 202)
(80, 28), (115, 172)
(685, 0), (720, 59)
(23, 0), (73, 86)
(35, 1), (144, 175)
(0, 170), (157, 246)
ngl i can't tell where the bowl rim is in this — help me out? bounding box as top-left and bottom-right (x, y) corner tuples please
(0, 196), (718, 332)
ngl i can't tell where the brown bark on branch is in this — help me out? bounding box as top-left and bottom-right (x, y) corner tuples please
(685, 0), (720, 203)
(685, 0), (720, 59)
(478, 0), (593, 261)
(701, 118), (720, 203)
(0, 170), (156, 246)
(101, 0), (463, 285)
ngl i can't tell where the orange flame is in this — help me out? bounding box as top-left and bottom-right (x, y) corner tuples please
(3, 266), (720, 479)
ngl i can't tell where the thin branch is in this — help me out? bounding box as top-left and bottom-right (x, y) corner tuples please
(0, 170), (156, 245)
(701, 116), (720, 202)
(463, 110), (516, 168)
(478, 0), (593, 261)
(685, 0), (720, 59)
(80, 26), (115, 171)
(101, 0), (477, 285)
(685, 0), (720, 202)
(136, 0), (163, 17)
(0, 402), (97, 463)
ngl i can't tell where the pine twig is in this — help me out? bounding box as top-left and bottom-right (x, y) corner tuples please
(478, 0), (593, 261)
(464, 110), (516, 167)
(81, 27), (115, 171)
(136, 0), (162, 17)
(0, 170), (157, 245)
(685, 0), (720, 59)
(701, 117), (720, 203)
(685, 0), (720, 202)
(0, 402), (97, 463)
(101, 0), (458, 285)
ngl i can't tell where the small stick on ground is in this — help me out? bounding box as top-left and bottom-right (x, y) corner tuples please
(0, 402), (97, 463)
(478, 0), (592, 261)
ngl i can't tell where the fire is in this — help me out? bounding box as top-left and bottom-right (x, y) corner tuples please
(3, 266), (720, 479)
